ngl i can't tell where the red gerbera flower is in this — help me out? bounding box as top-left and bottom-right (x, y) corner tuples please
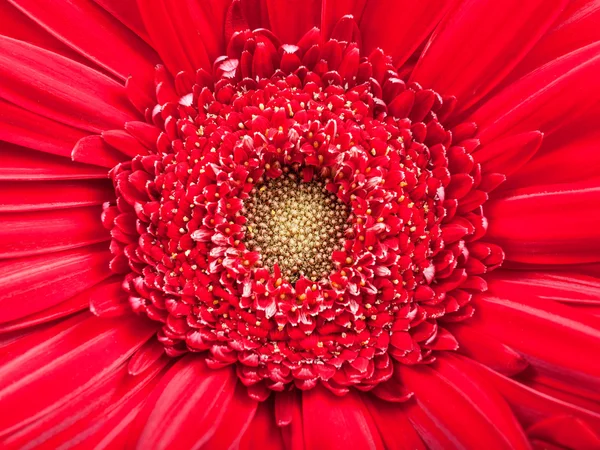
(1, 0), (599, 448)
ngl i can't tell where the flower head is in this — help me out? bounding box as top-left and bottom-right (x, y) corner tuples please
(0, 0), (599, 448)
(104, 27), (502, 397)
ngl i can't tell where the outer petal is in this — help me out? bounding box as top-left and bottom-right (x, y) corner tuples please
(0, 1), (91, 66)
(451, 356), (600, 449)
(472, 294), (600, 393)
(524, 373), (600, 416)
(0, 245), (112, 323)
(0, 144), (108, 181)
(360, 0), (455, 68)
(201, 384), (258, 449)
(8, 0), (159, 88)
(526, 415), (600, 450)
(72, 135), (128, 168)
(0, 289), (89, 334)
(0, 180), (112, 213)
(2, 361), (166, 449)
(92, 0), (151, 44)
(134, 356), (238, 449)
(486, 184), (600, 264)
(402, 398), (459, 449)
(0, 36), (139, 133)
(473, 131), (543, 177)
(0, 99), (88, 159)
(471, 42), (600, 143)
(447, 324), (529, 376)
(508, 0), (600, 81)
(479, 360), (600, 430)
(266, 0), (321, 44)
(88, 277), (131, 318)
(181, 0), (231, 63)
(398, 362), (530, 449)
(302, 386), (385, 450)
(0, 206), (109, 259)
(239, 0), (270, 30)
(278, 390), (305, 450)
(321, 0), (367, 40)
(363, 397), (426, 450)
(506, 124), (600, 189)
(0, 312), (157, 437)
(410, 0), (568, 112)
(137, 0), (220, 75)
(239, 400), (286, 450)
(486, 270), (600, 306)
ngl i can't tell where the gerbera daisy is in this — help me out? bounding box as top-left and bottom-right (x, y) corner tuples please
(1, 0), (599, 448)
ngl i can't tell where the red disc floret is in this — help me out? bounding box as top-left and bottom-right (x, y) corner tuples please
(103, 20), (504, 400)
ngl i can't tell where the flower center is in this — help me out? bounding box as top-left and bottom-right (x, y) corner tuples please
(245, 173), (350, 282)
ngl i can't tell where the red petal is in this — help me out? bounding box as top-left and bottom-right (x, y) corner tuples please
(486, 184), (600, 264)
(424, 327), (459, 351)
(238, 0), (270, 31)
(4, 355), (166, 449)
(528, 415), (600, 450)
(274, 389), (295, 426)
(0, 206), (109, 259)
(398, 360), (530, 449)
(0, 36), (139, 133)
(402, 398), (459, 449)
(0, 294), (87, 335)
(180, 0), (230, 63)
(0, 245), (112, 322)
(525, 374), (600, 416)
(474, 131), (543, 177)
(89, 278), (131, 318)
(302, 386), (385, 450)
(0, 1), (92, 66)
(507, 125), (600, 189)
(480, 359), (600, 430)
(472, 294), (600, 392)
(92, 0), (150, 43)
(0, 312), (157, 436)
(321, 0), (367, 40)
(448, 324), (529, 376)
(508, 0), (600, 82)
(137, 0), (212, 75)
(102, 129), (150, 158)
(0, 143), (108, 181)
(486, 270), (600, 306)
(0, 99), (88, 158)
(252, 42), (275, 78)
(279, 388), (305, 450)
(266, 0), (321, 44)
(440, 355), (532, 448)
(72, 135), (128, 168)
(411, 0), (568, 113)
(126, 75), (156, 114)
(388, 89), (415, 118)
(361, 0), (455, 68)
(77, 375), (164, 449)
(9, 0), (159, 88)
(128, 339), (165, 376)
(207, 384), (258, 449)
(472, 42), (600, 143)
(0, 179), (112, 212)
(363, 397), (426, 450)
(135, 357), (237, 449)
(240, 400), (286, 450)
(124, 121), (160, 150)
